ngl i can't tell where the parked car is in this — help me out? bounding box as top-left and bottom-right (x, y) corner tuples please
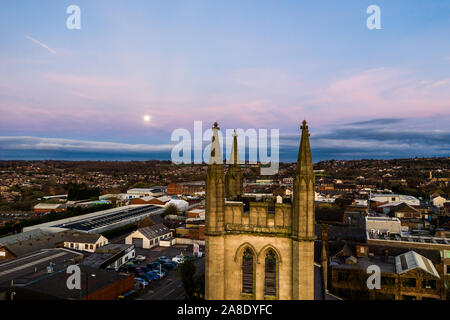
(135, 278), (149, 287)
(137, 273), (153, 282)
(136, 255), (146, 261)
(147, 262), (160, 269)
(151, 269), (165, 277)
(130, 258), (142, 264)
(118, 289), (136, 300)
(146, 271), (160, 280)
(133, 267), (144, 275)
(163, 261), (178, 270)
(126, 264), (139, 272)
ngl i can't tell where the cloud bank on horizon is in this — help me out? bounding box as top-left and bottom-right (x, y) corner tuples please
(0, 1), (449, 161)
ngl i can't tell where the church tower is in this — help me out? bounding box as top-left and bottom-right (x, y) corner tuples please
(205, 120), (316, 300)
(205, 122), (225, 299)
(225, 130), (243, 198)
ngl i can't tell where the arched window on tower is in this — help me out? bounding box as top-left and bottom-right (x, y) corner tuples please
(264, 249), (277, 297)
(242, 248), (254, 294)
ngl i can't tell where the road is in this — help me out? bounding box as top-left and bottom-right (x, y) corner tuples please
(136, 257), (205, 300)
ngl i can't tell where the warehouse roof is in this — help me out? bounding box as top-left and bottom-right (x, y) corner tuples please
(0, 229), (55, 247)
(5, 230), (99, 257)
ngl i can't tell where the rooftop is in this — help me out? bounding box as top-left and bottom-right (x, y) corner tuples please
(135, 224), (171, 239)
(0, 248), (83, 288)
(395, 251), (440, 278)
(0, 229), (55, 247)
(21, 265), (133, 299)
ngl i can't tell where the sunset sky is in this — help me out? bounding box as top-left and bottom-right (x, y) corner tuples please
(0, 0), (449, 161)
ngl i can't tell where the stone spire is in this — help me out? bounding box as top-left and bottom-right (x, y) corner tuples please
(209, 121), (223, 165)
(296, 120), (313, 176)
(230, 130), (239, 165)
(225, 130), (243, 198)
(292, 120), (315, 240)
(291, 120), (315, 300)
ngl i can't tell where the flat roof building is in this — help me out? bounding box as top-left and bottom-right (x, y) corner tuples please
(23, 204), (164, 234)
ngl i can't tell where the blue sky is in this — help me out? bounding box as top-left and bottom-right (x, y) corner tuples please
(0, 1), (449, 161)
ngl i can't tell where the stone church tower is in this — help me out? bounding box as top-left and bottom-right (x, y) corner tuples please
(205, 121), (315, 300)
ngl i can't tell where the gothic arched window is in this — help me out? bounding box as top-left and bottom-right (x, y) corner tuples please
(264, 249), (277, 297)
(242, 248), (254, 294)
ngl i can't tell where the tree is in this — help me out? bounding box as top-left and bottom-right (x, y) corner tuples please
(162, 203), (180, 217)
(177, 258), (204, 300)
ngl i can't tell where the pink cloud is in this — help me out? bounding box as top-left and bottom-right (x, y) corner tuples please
(309, 68), (450, 122)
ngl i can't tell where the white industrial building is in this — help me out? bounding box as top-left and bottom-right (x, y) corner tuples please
(63, 232), (108, 253)
(365, 216), (402, 235)
(125, 224), (172, 249)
